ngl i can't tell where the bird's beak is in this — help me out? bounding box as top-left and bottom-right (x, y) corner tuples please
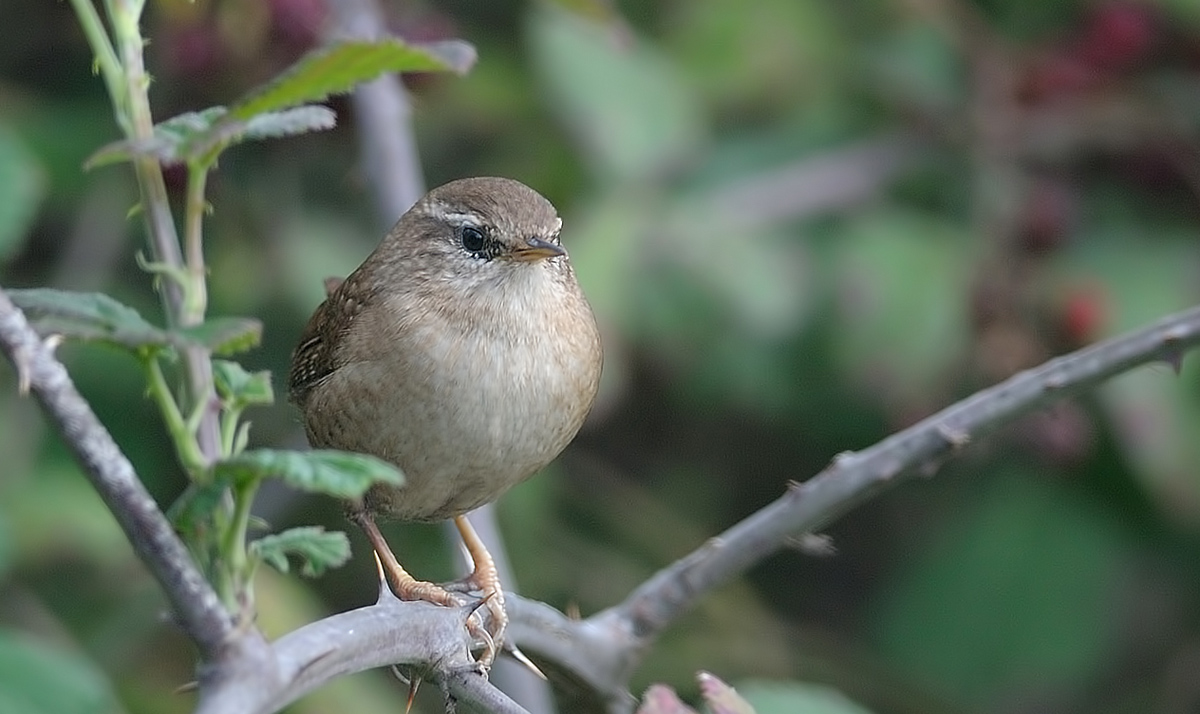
(511, 236), (567, 262)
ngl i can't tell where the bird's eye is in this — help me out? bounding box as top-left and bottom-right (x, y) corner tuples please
(460, 225), (486, 253)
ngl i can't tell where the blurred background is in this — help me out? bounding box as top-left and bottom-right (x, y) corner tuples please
(3, 0), (1200, 712)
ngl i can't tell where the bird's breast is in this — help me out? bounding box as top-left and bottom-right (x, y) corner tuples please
(308, 274), (601, 522)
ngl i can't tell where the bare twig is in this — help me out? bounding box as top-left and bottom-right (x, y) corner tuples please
(704, 133), (926, 228)
(0, 287), (235, 660)
(326, 0), (426, 227)
(506, 303), (1200, 711)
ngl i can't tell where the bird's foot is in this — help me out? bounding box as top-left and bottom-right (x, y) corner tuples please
(358, 512), (500, 668)
(443, 569), (506, 668)
(446, 515), (507, 668)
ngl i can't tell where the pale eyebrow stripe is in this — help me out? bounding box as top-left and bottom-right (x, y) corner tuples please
(419, 200), (481, 227)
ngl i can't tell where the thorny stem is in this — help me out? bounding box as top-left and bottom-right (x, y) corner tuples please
(223, 479), (258, 615)
(183, 163), (211, 326)
(143, 354), (206, 474)
(66, 0), (124, 122)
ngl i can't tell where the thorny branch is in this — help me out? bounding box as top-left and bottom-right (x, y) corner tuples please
(6, 273), (1200, 712)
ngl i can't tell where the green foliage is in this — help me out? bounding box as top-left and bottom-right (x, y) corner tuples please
(168, 480), (227, 536)
(213, 449), (403, 498)
(872, 470), (1128, 703)
(230, 39), (476, 121)
(529, 6), (703, 180)
(213, 359), (274, 410)
(0, 124), (44, 260)
(86, 105), (338, 168)
(0, 631), (116, 714)
(8, 288), (261, 355)
(827, 209), (972, 403)
(737, 682), (875, 714)
(251, 526), (352, 577)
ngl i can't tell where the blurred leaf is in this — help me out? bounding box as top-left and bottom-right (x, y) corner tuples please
(0, 124), (46, 260)
(230, 39), (476, 121)
(251, 526), (350, 577)
(175, 316), (263, 355)
(529, 5), (705, 180)
(828, 209), (972, 404)
(213, 449), (403, 497)
(0, 630), (116, 714)
(871, 469), (1128, 703)
(0, 512), (10, 578)
(872, 22), (963, 115)
(544, 0), (621, 23)
(213, 360), (275, 409)
(87, 106), (336, 168)
(1101, 365), (1200, 526)
(667, 0), (845, 115)
(736, 681), (874, 714)
(662, 196), (811, 339)
(167, 481), (228, 535)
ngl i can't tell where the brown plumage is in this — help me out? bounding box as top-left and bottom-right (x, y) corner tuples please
(288, 177), (602, 665)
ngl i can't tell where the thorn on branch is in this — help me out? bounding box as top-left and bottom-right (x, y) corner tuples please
(830, 450), (857, 469)
(936, 423), (971, 450)
(1162, 346), (1185, 375)
(786, 532), (836, 557)
(1045, 372), (1067, 390)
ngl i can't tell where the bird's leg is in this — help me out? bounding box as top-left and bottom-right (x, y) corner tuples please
(453, 514), (506, 667)
(354, 510), (458, 606)
(353, 509), (497, 664)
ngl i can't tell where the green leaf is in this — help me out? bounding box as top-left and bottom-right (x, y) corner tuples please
(87, 37), (475, 168)
(243, 105), (338, 140)
(0, 630), (116, 714)
(9, 288), (263, 356)
(530, 6), (704, 179)
(85, 107), (226, 167)
(871, 469), (1128, 704)
(229, 39), (476, 121)
(735, 681), (874, 714)
(167, 480), (228, 535)
(251, 526), (351, 577)
(86, 105), (336, 168)
(213, 449), (403, 497)
(8, 288), (171, 352)
(175, 316), (263, 355)
(213, 360), (275, 409)
(828, 208), (972, 405)
(0, 124), (46, 260)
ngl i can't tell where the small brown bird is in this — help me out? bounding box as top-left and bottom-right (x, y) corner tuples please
(288, 177), (602, 665)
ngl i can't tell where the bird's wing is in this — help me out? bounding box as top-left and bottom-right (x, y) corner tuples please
(287, 275), (370, 407)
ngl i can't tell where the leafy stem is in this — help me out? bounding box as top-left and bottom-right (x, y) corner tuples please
(183, 162), (211, 327)
(65, 0), (123, 123)
(223, 479), (258, 615)
(143, 353), (206, 474)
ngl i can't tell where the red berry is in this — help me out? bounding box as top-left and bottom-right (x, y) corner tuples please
(1060, 285), (1108, 345)
(1079, 1), (1156, 70)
